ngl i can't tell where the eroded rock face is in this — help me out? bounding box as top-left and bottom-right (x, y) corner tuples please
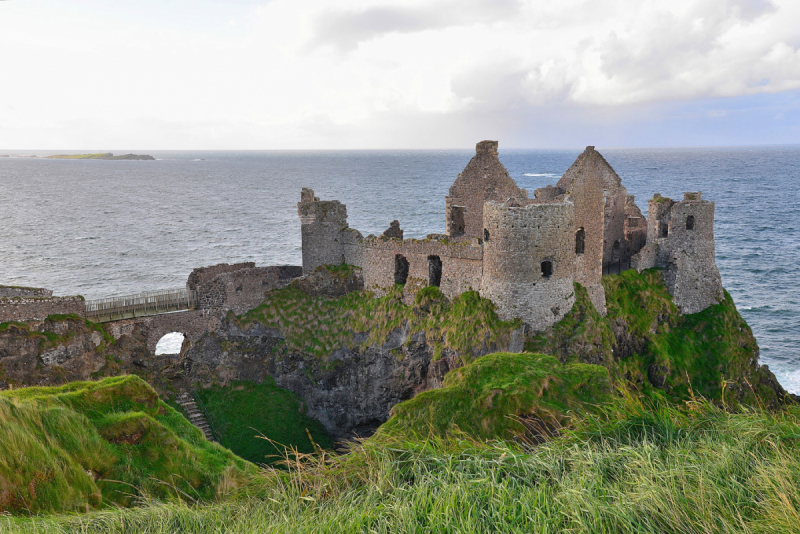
(182, 318), (500, 440)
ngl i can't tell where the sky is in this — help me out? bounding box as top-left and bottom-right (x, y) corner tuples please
(1, 0), (799, 149)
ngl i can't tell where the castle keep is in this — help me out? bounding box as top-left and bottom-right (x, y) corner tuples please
(298, 141), (724, 331)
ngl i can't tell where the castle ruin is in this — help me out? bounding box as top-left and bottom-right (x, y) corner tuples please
(299, 141), (724, 330)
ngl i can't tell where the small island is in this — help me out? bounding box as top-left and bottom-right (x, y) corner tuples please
(47, 152), (155, 160)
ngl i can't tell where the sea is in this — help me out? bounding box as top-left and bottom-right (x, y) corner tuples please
(1, 147), (799, 391)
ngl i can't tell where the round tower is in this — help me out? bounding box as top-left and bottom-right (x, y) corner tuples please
(479, 199), (576, 331)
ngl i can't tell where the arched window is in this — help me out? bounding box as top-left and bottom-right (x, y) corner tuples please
(428, 255), (442, 287)
(541, 260), (553, 278)
(686, 215), (695, 230)
(575, 227), (585, 254)
(613, 240), (620, 250)
(394, 254), (409, 285)
(484, 228), (490, 242)
(155, 332), (185, 355)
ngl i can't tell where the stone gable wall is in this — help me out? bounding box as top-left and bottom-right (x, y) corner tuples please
(446, 141), (528, 239)
(554, 146), (607, 314)
(0, 296), (85, 323)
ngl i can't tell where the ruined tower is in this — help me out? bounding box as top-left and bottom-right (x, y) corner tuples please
(633, 192), (723, 314)
(445, 141), (528, 239)
(479, 198), (576, 331)
(297, 188), (349, 275)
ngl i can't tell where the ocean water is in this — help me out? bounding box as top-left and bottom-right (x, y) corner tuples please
(1, 147), (799, 390)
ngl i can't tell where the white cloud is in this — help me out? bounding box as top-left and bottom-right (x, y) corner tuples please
(0, 0), (798, 148)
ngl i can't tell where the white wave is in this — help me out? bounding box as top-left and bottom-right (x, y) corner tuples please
(778, 367), (800, 395)
(523, 173), (557, 177)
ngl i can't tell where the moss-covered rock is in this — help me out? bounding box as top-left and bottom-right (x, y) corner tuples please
(378, 352), (612, 441)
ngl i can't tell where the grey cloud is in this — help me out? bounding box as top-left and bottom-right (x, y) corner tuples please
(308, 0), (520, 52)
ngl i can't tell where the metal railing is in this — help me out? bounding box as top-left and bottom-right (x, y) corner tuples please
(85, 288), (197, 322)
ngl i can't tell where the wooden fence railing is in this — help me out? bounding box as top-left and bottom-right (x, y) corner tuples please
(85, 288), (197, 322)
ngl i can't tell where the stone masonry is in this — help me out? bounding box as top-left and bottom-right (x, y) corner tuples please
(299, 140), (726, 330)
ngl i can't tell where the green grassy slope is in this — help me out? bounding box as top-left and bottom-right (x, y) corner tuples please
(528, 268), (786, 408)
(0, 376), (253, 515)
(379, 352), (612, 440)
(10, 401), (800, 533)
(195, 378), (334, 465)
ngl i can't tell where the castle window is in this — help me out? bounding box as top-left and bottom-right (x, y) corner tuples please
(686, 215), (695, 230)
(541, 260), (553, 279)
(575, 228), (585, 254)
(484, 228), (490, 242)
(428, 255), (442, 287)
(613, 240), (620, 250)
(660, 222), (669, 238)
(394, 254), (409, 285)
(449, 206), (466, 237)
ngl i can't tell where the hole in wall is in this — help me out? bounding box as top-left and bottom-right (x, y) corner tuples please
(428, 255), (442, 287)
(541, 260), (553, 278)
(575, 228), (585, 254)
(394, 254), (409, 285)
(155, 332), (185, 355)
(484, 229), (490, 241)
(686, 215), (695, 230)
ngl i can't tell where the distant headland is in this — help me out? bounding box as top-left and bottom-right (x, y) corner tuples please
(46, 152), (155, 160)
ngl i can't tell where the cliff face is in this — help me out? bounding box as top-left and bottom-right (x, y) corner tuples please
(182, 278), (525, 440)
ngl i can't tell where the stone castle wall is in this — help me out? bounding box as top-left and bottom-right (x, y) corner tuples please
(554, 146), (606, 314)
(344, 235), (484, 300)
(195, 265), (302, 314)
(187, 262), (255, 291)
(0, 296), (85, 323)
(0, 286), (53, 298)
(480, 200), (576, 331)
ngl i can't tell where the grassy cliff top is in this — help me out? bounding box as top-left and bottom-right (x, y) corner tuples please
(378, 352), (612, 441)
(0, 376), (253, 515)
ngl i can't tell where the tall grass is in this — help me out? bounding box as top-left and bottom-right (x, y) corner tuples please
(8, 398), (800, 533)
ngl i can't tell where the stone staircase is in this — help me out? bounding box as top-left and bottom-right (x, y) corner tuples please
(176, 390), (216, 442)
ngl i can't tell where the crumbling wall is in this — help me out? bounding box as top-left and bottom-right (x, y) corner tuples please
(345, 235), (483, 301)
(480, 199), (576, 331)
(0, 296), (85, 323)
(297, 188), (350, 274)
(623, 194), (647, 262)
(187, 262), (255, 291)
(445, 141), (528, 239)
(633, 193), (722, 314)
(105, 309), (225, 353)
(554, 146), (607, 314)
(0, 286), (53, 298)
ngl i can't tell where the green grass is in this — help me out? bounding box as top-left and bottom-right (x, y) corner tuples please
(379, 352), (612, 441)
(8, 398), (800, 533)
(238, 280), (520, 363)
(0, 376), (253, 515)
(195, 378), (334, 465)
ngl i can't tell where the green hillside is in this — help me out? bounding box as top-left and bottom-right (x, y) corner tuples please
(0, 376), (253, 515)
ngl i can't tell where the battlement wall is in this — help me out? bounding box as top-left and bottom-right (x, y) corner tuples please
(0, 296), (85, 323)
(480, 200), (576, 331)
(0, 286), (53, 298)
